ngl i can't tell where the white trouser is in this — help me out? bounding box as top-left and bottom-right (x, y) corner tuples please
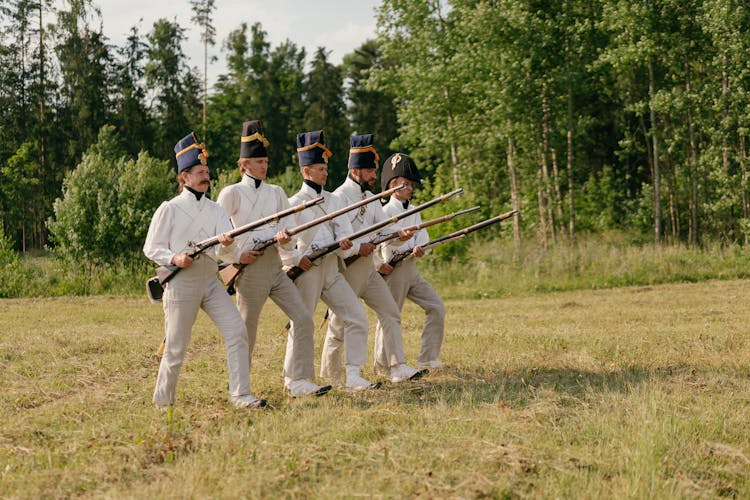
(290, 253), (368, 384)
(377, 258), (445, 364)
(235, 248), (315, 381)
(154, 256), (251, 406)
(326, 257), (408, 375)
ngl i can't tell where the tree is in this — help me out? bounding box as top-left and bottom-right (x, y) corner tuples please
(112, 24), (153, 158)
(342, 39), (399, 169)
(47, 125), (173, 278)
(54, 0), (113, 161)
(0, 0), (55, 249)
(208, 23), (306, 178)
(302, 47), (350, 187)
(145, 18), (200, 163)
(190, 0), (217, 140)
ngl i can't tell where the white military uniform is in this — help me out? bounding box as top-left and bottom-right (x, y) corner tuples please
(377, 196), (446, 366)
(217, 175), (316, 382)
(279, 181), (369, 384)
(143, 189), (253, 407)
(324, 176), (411, 377)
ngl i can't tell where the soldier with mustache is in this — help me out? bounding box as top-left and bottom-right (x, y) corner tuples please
(144, 132), (266, 410)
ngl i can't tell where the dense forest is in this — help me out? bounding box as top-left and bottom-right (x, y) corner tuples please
(2, 0), (750, 264)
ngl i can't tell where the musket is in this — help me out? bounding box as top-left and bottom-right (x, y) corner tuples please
(220, 185), (403, 293)
(284, 186), (459, 281)
(385, 209), (518, 269)
(315, 204), (480, 331)
(218, 184), (406, 293)
(343, 203), (478, 267)
(146, 196), (324, 303)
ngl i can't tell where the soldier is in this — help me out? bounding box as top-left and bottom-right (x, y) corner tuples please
(321, 134), (427, 384)
(279, 130), (378, 391)
(376, 153), (446, 369)
(143, 132), (266, 409)
(217, 120), (331, 398)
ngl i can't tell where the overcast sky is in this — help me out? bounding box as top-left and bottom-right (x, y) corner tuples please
(78, 0), (383, 89)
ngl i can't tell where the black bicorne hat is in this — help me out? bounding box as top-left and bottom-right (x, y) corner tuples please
(348, 134), (379, 169)
(240, 120), (269, 159)
(174, 132), (208, 173)
(380, 153), (422, 192)
(296, 130), (333, 166)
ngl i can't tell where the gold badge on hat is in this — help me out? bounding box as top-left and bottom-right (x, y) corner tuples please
(391, 153), (401, 170)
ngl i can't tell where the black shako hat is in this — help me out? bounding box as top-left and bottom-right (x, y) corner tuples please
(240, 120), (269, 158)
(174, 132), (208, 173)
(380, 153), (422, 192)
(296, 130), (333, 166)
(348, 134), (379, 169)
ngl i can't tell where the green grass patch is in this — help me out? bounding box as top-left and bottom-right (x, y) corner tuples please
(426, 232), (750, 299)
(7, 231), (750, 300)
(2, 281), (749, 497)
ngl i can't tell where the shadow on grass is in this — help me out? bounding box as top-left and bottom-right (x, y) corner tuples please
(381, 364), (694, 409)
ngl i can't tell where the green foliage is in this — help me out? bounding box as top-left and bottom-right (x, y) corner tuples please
(1, 142), (43, 247)
(576, 165), (626, 231)
(267, 166), (302, 198)
(53, 1), (113, 162)
(47, 125), (173, 279)
(146, 18), (200, 163)
(0, 222), (32, 298)
(207, 23), (307, 179)
(117, 152), (177, 256)
(8, 0), (750, 255)
(342, 39), (399, 162)
(303, 47), (350, 187)
(425, 230), (750, 300)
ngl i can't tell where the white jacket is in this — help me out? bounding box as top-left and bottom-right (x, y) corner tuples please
(143, 189), (238, 266)
(217, 175), (295, 253)
(279, 182), (357, 267)
(378, 196), (431, 263)
(333, 176), (402, 267)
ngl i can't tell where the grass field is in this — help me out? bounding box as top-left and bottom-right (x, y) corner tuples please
(2, 279), (750, 498)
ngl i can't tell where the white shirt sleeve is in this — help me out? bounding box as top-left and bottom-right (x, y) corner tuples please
(143, 202), (176, 266)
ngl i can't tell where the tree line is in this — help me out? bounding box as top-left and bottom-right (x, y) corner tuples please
(2, 0), (750, 260)
(375, 0), (750, 249)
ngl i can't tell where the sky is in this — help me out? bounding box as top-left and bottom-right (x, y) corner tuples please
(80, 0), (383, 89)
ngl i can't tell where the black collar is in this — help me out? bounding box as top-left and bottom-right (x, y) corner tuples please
(185, 185), (204, 201)
(402, 199), (409, 209)
(304, 179), (323, 194)
(245, 174), (261, 188)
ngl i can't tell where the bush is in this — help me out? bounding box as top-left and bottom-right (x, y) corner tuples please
(0, 225), (33, 297)
(47, 125), (174, 277)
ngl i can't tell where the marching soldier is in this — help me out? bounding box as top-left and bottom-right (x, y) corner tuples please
(143, 132), (266, 409)
(376, 153), (446, 369)
(217, 120), (331, 398)
(322, 134), (427, 384)
(279, 130), (379, 391)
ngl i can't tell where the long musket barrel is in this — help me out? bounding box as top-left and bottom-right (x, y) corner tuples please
(146, 196), (324, 302)
(298, 202), (479, 334)
(219, 184), (406, 292)
(343, 203), (478, 266)
(285, 187), (462, 281)
(386, 209), (518, 268)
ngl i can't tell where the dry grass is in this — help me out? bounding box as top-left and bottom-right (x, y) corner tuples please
(1, 280), (749, 498)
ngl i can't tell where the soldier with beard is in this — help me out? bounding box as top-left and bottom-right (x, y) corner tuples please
(321, 134), (427, 385)
(279, 130), (380, 391)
